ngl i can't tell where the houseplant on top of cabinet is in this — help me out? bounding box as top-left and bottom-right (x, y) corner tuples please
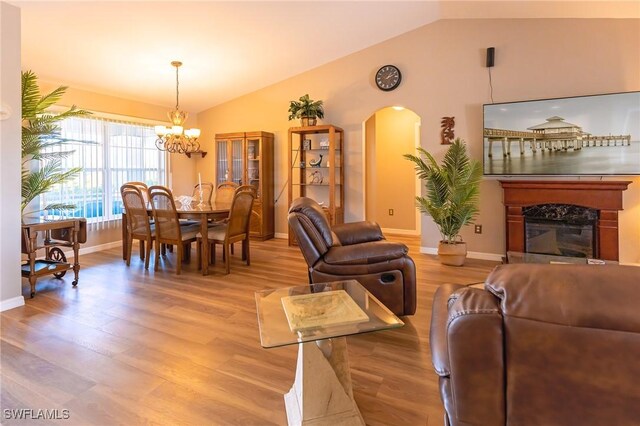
(404, 138), (482, 266)
(21, 70), (90, 216)
(288, 94), (324, 126)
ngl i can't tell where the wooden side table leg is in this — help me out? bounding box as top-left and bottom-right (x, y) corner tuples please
(29, 232), (37, 298)
(72, 228), (80, 286)
(284, 337), (365, 425)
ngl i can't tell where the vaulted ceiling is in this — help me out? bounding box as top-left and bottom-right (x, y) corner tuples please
(16, 1), (638, 113)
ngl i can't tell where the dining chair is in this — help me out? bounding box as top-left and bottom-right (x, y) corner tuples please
(126, 181), (149, 204)
(149, 185), (200, 275)
(197, 189), (255, 274)
(193, 182), (214, 204)
(215, 181), (239, 203)
(120, 184), (155, 269)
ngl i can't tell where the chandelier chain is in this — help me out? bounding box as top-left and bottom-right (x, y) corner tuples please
(155, 61), (201, 154)
(175, 65), (180, 110)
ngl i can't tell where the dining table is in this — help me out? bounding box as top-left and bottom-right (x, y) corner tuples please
(122, 200), (232, 275)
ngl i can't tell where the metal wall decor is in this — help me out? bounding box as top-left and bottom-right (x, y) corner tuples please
(441, 116), (455, 145)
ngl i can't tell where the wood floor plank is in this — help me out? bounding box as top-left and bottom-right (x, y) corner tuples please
(2, 236), (498, 425)
(1, 340), (95, 405)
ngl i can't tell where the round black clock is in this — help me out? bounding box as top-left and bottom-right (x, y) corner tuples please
(375, 65), (402, 91)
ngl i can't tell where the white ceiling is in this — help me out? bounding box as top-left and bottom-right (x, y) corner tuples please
(16, 1), (639, 113)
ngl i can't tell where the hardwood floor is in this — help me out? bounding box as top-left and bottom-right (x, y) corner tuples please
(1, 236), (498, 425)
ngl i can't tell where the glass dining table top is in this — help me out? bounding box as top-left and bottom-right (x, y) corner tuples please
(255, 280), (404, 348)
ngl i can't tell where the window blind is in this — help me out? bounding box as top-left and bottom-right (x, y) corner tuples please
(41, 115), (167, 228)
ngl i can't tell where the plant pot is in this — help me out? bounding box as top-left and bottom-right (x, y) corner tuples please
(301, 117), (317, 127)
(438, 241), (467, 266)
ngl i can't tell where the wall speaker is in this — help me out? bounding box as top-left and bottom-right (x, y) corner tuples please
(486, 47), (495, 68)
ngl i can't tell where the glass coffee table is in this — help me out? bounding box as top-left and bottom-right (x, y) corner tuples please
(255, 280), (404, 426)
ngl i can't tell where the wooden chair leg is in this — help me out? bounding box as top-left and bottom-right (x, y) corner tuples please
(241, 239), (247, 261)
(210, 242), (216, 265)
(231, 243), (234, 255)
(161, 243), (167, 256)
(196, 239), (202, 271)
(144, 238), (152, 270)
(245, 238), (250, 266)
(177, 244), (183, 275)
(183, 243), (191, 263)
(224, 243), (230, 275)
(154, 239), (161, 271)
(139, 240), (145, 260)
(126, 236), (133, 266)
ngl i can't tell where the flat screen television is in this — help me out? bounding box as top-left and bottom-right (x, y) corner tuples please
(483, 91), (640, 176)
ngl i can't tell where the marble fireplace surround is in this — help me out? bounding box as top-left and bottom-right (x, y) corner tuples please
(499, 180), (631, 261)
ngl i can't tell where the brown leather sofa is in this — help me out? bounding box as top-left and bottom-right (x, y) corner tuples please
(288, 197), (416, 316)
(430, 264), (640, 426)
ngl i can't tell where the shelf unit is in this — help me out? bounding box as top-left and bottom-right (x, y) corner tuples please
(215, 131), (274, 240)
(288, 125), (344, 245)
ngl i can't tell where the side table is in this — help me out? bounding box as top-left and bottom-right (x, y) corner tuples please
(255, 280), (403, 425)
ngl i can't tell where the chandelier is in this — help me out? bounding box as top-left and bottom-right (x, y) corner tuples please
(155, 61), (201, 154)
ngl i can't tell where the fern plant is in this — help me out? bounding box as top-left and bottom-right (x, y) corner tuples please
(21, 70), (90, 215)
(404, 138), (482, 244)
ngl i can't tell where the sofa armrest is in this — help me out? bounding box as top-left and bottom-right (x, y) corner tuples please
(323, 241), (408, 265)
(447, 287), (505, 426)
(430, 283), (467, 377)
(332, 221), (384, 246)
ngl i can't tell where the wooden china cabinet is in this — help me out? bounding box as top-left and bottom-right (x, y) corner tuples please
(215, 131), (274, 240)
(287, 124), (344, 245)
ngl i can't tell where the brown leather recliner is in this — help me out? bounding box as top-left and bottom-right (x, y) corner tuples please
(288, 197), (416, 316)
(430, 264), (640, 426)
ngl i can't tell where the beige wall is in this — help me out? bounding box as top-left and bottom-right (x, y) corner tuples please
(194, 18), (640, 263)
(366, 107), (419, 231)
(0, 2), (24, 309)
(36, 82), (198, 248)
(364, 114), (376, 221)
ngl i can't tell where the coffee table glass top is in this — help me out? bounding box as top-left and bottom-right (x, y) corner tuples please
(255, 280), (404, 348)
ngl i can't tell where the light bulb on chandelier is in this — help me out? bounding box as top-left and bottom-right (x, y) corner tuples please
(155, 61), (201, 154)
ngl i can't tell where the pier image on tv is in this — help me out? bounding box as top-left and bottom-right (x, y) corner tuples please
(483, 92), (640, 175)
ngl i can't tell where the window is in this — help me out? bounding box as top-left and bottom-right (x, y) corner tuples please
(42, 116), (166, 223)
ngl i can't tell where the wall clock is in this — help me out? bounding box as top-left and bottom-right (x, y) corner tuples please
(375, 65), (402, 91)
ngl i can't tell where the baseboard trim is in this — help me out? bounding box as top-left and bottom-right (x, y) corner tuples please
(381, 228), (420, 236)
(62, 240), (123, 259)
(420, 246), (503, 262)
(0, 296), (25, 312)
(274, 232), (288, 240)
(419, 246), (438, 255)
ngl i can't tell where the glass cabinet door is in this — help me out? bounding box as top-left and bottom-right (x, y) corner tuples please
(231, 139), (244, 185)
(247, 138), (261, 199)
(216, 140), (229, 185)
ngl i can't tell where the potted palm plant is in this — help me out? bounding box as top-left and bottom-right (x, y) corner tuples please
(404, 138), (482, 266)
(288, 94), (324, 126)
(21, 70), (90, 217)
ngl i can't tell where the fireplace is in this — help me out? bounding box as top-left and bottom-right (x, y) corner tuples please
(523, 204), (597, 258)
(499, 181), (631, 261)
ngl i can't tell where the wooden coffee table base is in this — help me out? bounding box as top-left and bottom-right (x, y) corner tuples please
(284, 337), (365, 426)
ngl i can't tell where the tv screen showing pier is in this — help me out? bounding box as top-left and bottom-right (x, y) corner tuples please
(483, 91), (640, 176)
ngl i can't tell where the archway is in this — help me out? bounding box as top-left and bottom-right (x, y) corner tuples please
(362, 107), (421, 235)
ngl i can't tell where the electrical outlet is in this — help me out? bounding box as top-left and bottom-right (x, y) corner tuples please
(474, 224), (483, 234)
(388, 209), (394, 216)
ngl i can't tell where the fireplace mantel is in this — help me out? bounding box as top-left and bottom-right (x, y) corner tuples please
(499, 180), (631, 260)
